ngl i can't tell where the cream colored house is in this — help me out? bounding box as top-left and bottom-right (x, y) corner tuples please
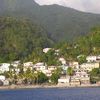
(48, 66), (57, 71)
(42, 69), (52, 77)
(86, 56), (97, 62)
(80, 62), (99, 72)
(23, 62), (33, 67)
(69, 61), (79, 69)
(43, 48), (51, 53)
(23, 62), (33, 72)
(33, 62), (47, 71)
(0, 63), (10, 73)
(70, 77), (81, 86)
(58, 76), (70, 84)
(0, 75), (6, 81)
(74, 69), (90, 84)
(59, 58), (66, 65)
(11, 60), (20, 67)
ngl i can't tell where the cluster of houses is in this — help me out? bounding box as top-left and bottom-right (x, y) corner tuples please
(0, 48), (100, 86)
(0, 61), (57, 86)
(58, 55), (100, 86)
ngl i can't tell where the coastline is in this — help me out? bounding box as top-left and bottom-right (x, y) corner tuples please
(0, 84), (100, 90)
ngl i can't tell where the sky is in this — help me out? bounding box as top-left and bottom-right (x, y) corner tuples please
(35, 0), (100, 14)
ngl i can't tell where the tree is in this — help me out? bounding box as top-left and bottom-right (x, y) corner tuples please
(43, 49), (60, 66)
(50, 73), (59, 84)
(67, 67), (74, 76)
(90, 68), (100, 83)
(37, 72), (48, 84)
(50, 67), (62, 84)
(77, 55), (86, 64)
(0, 17), (53, 62)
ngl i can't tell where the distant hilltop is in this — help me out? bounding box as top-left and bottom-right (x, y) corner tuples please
(0, 0), (100, 41)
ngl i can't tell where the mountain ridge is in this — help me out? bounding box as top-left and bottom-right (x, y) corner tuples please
(0, 0), (100, 41)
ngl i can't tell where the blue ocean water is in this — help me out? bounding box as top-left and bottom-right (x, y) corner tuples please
(0, 87), (100, 100)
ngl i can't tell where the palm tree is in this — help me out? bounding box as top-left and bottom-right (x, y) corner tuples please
(67, 67), (74, 76)
(67, 67), (74, 84)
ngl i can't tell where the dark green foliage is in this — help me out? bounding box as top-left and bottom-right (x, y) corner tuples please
(56, 27), (100, 61)
(42, 49), (61, 66)
(0, 17), (53, 62)
(76, 27), (100, 55)
(50, 73), (59, 84)
(50, 68), (62, 84)
(24, 47), (44, 63)
(37, 72), (48, 84)
(23, 71), (48, 84)
(67, 67), (74, 76)
(0, 0), (100, 41)
(90, 68), (100, 83)
(77, 55), (87, 64)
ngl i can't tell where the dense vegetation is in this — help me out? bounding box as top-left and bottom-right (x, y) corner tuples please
(90, 68), (100, 83)
(56, 27), (100, 62)
(4, 67), (49, 85)
(0, 0), (100, 41)
(0, 17), (53, 62)
(0, 16), (100, 63)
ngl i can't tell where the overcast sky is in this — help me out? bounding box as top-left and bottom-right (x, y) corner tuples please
(35, 0), (100, 14)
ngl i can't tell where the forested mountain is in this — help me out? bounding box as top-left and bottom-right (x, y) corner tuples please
(57, 27), (100, 61)
(0, 17), (53, 62)
(0, 0), (100, 62)
(0, 0), (100, 41)
(76, 27), (100, 55)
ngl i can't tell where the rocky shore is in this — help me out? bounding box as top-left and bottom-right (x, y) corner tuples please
(0, 84), (100, 90)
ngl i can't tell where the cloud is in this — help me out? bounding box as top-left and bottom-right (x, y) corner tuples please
(82, 0), (100, 13)
(35, 0), (100, 13)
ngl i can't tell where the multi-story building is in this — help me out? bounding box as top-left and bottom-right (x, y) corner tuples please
(33, 62), (47, 71)
(0, 63), (10, 73)
(86, 56), (97, 62)
(80, 62), (99, 72)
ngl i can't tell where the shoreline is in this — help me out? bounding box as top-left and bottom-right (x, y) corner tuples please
(0, 84), (100, 90)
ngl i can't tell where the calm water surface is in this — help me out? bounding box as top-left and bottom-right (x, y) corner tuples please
(0, 87), (100, 100)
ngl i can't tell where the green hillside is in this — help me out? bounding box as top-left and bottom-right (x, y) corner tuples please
(57, 27), (100, 61)
(0, 17), (99, 63)
(0, 17), (53, 62)
(0, 0), (100, 41)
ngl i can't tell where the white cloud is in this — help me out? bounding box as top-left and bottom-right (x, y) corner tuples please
(35, 0), (100, 13)
(35, 0), (59, 5)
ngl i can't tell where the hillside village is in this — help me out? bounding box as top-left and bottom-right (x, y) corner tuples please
(0, 48), (100, 87)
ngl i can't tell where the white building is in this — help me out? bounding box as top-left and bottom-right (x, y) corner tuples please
(86, 56), (97, 62)
(42, 69), (52, 77)
(0, 75), (6, 81)
(58, 76), (70, 84)
(71, 71), (90, 85)
(80, 62), (99, 72)
(59, 58), (66, 65)
(3, 80), (9, 86)
(23, 62), (33, 67)
(43, 48), (51, 53)
(55, 49), (60, 55)
(69, 61), (79, 69)
(11, 60), (20, 67)
(33, 62), (47, 71)
(48, 66), (56, 71)
(0, 63), (10, 73)
(74, 69), (89, 78)
(23, 62), (33, 72)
